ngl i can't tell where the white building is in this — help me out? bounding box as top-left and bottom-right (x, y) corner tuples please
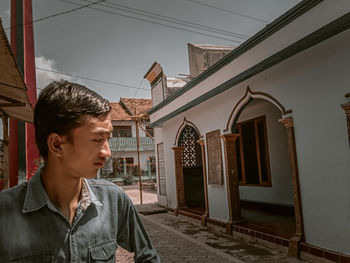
(145, 0), (350, 261)
(101, 98), (155, 181)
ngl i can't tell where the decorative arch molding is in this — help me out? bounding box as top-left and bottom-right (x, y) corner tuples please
(224, 86), (292, 132)
(174, 117), (203, 146)
(341, 92), (350, 148)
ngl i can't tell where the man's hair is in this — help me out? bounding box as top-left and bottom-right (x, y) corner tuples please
(34, 80), (112, 159)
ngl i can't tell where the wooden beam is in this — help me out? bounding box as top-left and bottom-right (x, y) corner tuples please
(0, 81), (26, 91)
(0, 103), (26, 108)
(0, 95), (22, 103)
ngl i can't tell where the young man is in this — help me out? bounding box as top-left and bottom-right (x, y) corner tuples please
(0, 80), (160, 262)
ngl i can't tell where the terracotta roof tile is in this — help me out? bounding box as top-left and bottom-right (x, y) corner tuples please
(120, 98), (152, 117)
(109, 102), (132, 121)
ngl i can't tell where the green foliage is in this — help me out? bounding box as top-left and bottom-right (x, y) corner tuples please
(122, 173), (134, 185)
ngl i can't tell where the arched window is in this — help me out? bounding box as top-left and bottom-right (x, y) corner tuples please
(178, 125), (201, 168)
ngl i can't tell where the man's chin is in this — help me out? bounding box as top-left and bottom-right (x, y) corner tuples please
(83, 170), (99, 179)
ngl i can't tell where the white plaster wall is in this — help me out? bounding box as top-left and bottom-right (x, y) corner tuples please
(150, 0), (350, 123)
(152, 24), (350, 254)
(154, 97), (235, 221)
(207, 29), (350, 254)
(112, 120), (148, 137)
(153, 121), (182, 209)
(154, 107), (231, 222)
(153, 128), (167, 207)
(260, 31), (350, 254)
(151, 77), (164, 106)
(236, 99), (293, 206)
(119, 150), (154, 171)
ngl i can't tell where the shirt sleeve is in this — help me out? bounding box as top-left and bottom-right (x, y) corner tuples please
(116, 192), (160, 263)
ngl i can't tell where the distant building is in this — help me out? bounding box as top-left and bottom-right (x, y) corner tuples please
(101, 98), (155, 183)
(187, 43), (235, 78)
(145, 0), (350, 261)
(146, 43), (235, 107)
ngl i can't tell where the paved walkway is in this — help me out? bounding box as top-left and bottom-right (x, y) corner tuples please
(121, 184), (158, 205)
(116, 185), (308, 263)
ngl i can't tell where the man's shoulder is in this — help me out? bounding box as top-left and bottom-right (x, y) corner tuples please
(87, 178), (121, 188)
(86, 179), (125, 195)
(86, 179), (132, 208)
(0, 182), (27, 210)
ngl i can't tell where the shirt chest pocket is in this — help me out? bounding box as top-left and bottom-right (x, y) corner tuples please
(89, 240), (117, 263)
(11, 253), (54, 263)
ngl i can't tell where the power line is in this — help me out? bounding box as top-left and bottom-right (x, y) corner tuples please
(133, 78), (145, 99)
(36, 67), (150, 91)
(100, 0), (248, 39)
(58, 0), (242, 43)
(88, 0), (249, 40)
(4, 0), (106, 31)
(183, 0), (270, 24)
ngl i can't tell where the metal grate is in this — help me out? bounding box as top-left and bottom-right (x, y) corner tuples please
(157, 142), (166, 196)
(178, 125), (201, 168)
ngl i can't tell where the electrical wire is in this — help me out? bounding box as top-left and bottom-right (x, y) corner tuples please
(36, 67), (150, 91)
(58, 0), (242, 43)
(4, 0), (106, 31)
(183, 0), (270, 24)
(132, 78), (144, 99)
(86, 0), (249, 40)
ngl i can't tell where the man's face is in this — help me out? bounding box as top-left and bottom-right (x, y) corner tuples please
(60, 114), (113, 179)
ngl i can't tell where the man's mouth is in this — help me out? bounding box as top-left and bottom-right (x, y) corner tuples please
(94, 161), (105, 168)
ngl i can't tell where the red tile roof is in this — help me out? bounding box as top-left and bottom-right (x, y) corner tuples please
(109, 102), (132, 121)
(120, 98), (152, 117)
(110, 98), (152, 121)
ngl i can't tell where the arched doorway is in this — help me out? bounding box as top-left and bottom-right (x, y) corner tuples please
(178, 125), (205, 209)
(233, 99), (296, 238)
(223, 87), (304, 257)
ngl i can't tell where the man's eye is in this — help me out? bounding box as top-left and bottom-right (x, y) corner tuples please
(94, 139), (103, 143)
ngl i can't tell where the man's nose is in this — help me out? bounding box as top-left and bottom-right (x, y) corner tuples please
(100, 139), (111, 158)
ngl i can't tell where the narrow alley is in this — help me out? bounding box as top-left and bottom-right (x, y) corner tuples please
(117, 186), (308, 263)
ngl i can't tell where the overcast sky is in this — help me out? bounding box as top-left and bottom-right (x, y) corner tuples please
(0, 0), (301, 138)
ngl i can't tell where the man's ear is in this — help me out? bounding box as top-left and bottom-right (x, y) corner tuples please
(47, 133), (66, 158)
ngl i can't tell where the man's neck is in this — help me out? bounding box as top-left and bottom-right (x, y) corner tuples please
(41, 162), (82, 224)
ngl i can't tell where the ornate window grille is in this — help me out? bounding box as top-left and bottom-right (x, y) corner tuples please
(178, 125), (201, 168)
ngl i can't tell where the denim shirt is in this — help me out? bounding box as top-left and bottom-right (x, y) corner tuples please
(0, 171), (160, 263)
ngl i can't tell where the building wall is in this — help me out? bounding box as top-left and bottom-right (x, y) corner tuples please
(150, 0), (350, 124)
(237, 99), (293, 206)
(154, 128), (168, 207)
(111, 121), (154, 171)
(153, 28), (350, 254)
(118, 150), (154, 172)
(152, 78), (163, 107)
(112, 120), (149, 138)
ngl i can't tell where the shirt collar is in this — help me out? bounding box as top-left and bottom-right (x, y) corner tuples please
(80, 178), (102, 210)
(22, 165), (48, 213)
(22, 165), (102, 213)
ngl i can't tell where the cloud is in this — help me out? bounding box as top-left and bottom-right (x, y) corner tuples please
(35, 56), (71, 92)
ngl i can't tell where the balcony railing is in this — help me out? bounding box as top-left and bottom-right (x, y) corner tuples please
(109, 137), (154, 151)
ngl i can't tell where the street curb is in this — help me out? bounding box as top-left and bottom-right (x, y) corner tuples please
(135, 203), (167, 215)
